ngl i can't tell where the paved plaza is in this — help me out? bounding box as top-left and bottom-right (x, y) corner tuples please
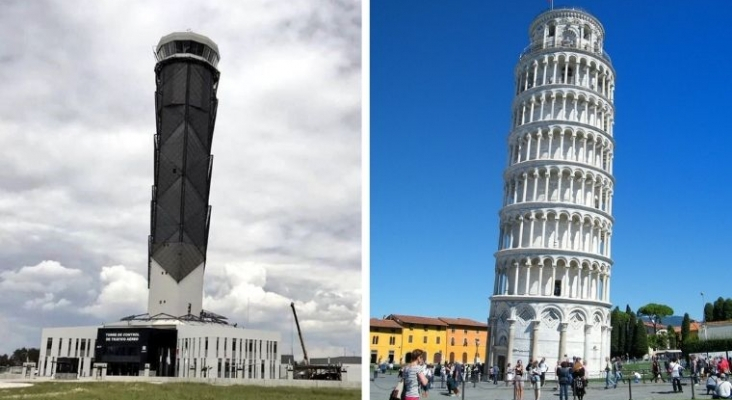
(369, 372), (713, 400)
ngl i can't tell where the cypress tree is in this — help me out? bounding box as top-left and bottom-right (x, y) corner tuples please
(667, 324), (677, 349)
(680, 313), (691, 348)
(724, 298), (732, 320)
(627, 312), (637, 356)
(611, 307), (621, 356)
(633, 318), (648, 358)
(705, 303), (714, 323)
(714, 297), (726, 321)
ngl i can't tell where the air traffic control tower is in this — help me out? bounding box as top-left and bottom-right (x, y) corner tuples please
(148, 32), (221, 317)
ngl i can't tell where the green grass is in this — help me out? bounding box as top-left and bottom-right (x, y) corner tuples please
(620, 361), (652, 373)
(0, 382), (360, 400)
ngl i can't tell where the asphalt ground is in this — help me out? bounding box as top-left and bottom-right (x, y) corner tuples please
(369, 372), (713, 400)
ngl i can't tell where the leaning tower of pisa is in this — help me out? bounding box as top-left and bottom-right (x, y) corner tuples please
(487, 7), (615, 374)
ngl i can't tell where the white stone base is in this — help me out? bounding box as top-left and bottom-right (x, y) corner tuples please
(488, 296), (611, 374)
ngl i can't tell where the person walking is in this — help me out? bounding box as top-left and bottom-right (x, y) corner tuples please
(539, 358), (548, 387)
(514, 359), (525, 400)
(423, 364), (433, 397)
(557, 361), (572, 400)
(652, 356), (665, 383)
(530, 359), (542, 400)
(670, 357), (683, 393)
(506, 363), (514, 386)
(492, 364), (499, 385)
(604, 356), (614, 389)
(402, 349), (429, 400)
(613, 357), (623, 387)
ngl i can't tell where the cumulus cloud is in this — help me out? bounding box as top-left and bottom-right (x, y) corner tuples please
(81, 266), (148, 319)
(0, 0), (361, 358)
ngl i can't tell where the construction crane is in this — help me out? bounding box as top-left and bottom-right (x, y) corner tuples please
(290, 302), (309, 365)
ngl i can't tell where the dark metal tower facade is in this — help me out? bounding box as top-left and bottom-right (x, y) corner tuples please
(148, 32), (220, 316)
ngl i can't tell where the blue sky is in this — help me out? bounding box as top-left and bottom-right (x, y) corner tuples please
(370, 0), (732, 325)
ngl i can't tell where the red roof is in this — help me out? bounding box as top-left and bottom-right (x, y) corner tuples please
(438, 317), (488, 328)
(387, 314), (448, 327)
(370, 318), (403, 329)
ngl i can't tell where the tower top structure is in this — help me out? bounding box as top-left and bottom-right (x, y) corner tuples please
(520, 7), (611, 68)
(154, 31), (220, 68)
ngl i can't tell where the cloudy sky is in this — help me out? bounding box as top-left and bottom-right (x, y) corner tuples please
(0, 0), (361, 359)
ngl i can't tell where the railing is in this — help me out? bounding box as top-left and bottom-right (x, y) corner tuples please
(519, 41), (612, 63)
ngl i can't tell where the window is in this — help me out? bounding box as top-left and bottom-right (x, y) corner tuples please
(436, 337), (441, 344)
(389, 336), (396, 345)
(423, 336), (427, 344)
(451, 328), (455, 333)
(554, 280), (562, 296)
(463, 338), (468, 346)
(408, 335), (413, 344)
(463, 329), (467, 334)
(372, 336), (379, 345)
(451, 338), (455, 346)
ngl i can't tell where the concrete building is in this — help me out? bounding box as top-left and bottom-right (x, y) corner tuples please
(38, 32), (281, 380)
(487, 7), (616, 375)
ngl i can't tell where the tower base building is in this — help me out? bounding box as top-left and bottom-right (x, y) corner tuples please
(487, 7), (616, 374)
(38, 316), (280, 379)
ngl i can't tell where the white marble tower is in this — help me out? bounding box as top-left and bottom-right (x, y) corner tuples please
(487, 7), (615, 375)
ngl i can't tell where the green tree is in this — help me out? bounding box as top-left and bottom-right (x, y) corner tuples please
(637, 303), (674, 335)
(724, 298), (732, 320)
(27, 348), (39, 364)
(633, 318), (649, 358)
(10, 348), (29, 366)
(618, 314), (628, 357)
(626, 312), (637, 356)
(680, 313), (691, 347)
(705, 303), (714, 322)
(611, 307), (622, 355)
(667, 325), (677, 349)
(714, 297), (726, 321)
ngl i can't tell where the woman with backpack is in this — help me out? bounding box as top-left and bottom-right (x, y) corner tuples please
(572, 359), (586, 400)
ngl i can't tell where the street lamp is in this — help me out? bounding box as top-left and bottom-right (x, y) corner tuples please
(701, 292), (708, 340)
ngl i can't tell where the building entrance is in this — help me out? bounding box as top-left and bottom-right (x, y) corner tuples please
(95, 328), (177, 376)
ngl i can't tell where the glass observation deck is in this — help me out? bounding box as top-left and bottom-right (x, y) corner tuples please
(155, 32), (220, 68)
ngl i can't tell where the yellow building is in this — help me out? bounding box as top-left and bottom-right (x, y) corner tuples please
(386, 315), (448, 364)
(369, 318), (403, 364)
(370, 314), (490, 366)
(440, 317), (488, 364)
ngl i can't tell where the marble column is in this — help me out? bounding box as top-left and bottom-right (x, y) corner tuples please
(558, 322), (568, 361)
(531, 320), (541, 361)
(507, 319), (517, 367)
(583, 324), (593, 362)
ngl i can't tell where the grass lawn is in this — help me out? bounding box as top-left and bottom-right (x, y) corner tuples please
(0, 382), (360, 400)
